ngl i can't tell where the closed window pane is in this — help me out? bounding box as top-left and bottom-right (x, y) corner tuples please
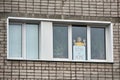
(9, 24), (22, 58)
(72, 26), (87, 60)
(26, 24), (39, 59)
(53, 25), (68, 58)
(91, 28), (106, 59)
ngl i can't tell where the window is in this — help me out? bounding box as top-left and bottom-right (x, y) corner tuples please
(26, 24), (39, 59)
(8, 23), (39, 59)
(9, 24), (22, 58)
(53, 25), (68, 58)
(91, 27), (106, 60)
(7, 17), (113, 62)
(72, 26), (87, 60)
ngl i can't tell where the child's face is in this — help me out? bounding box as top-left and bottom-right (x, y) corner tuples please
(77, 37), (81, 42)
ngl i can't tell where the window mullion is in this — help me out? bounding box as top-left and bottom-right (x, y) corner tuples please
(38, 23), (41, 59)
(7, 18), (9, 59)
(68, 25), (72, 60)
(87, 26), (91, 61)
(22, 23), (26, 59)
(40, 21), (53, 60)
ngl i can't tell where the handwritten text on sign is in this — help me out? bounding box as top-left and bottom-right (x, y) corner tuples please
(73, 46), (86, 60)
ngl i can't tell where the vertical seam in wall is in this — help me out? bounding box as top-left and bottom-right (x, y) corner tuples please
(18, 0), (19, 13)
(47, 0), (49, 16)
(53, 0), (55, 15)
(41, 62), (42, 79)
(118, 23), (120, 79)
(95, 0), (97, 17)
(75, 62), (77, 80)
(83, 63), (84, 80)
(112, 63), (113, 80)
(18, 61), (20, 80)
(47, 62), (48, 79)
(117, 0), (120, 79)
(74, 0), (75, 16)
(90, 63), (91, 80)
(11, 0), (13, 13)
(48, 62), (50, 79)
(104, 63), (105, 80)
(81, 0), (83, 16)
(55, 0), (56, 15)
(75, 62), (76, 79)
(97, 63), (99, 80)
(103, 0), (104, 17)
(55, 62), (57, 79)
(105, 63), (106, 80)
(3, 0), (5, 13)
(39, 0), (41, 14)
(33, 61), (35, 80)
(70, 62), (71, 79)
(61, 0), (64, 18)
(11, 61), (12, 80)
(88, 0), (90, 16)
(26, 61), (27, 79)
(2, 58), (4, 80)
(25, 0), (27, 14)
(32, 0), (34, 15)
(119, 23), (120, 80)
(118, 1), (120, 78)
(10, 0), (12, 12)
(3, 20), (5, 80)
(110, 0), (111, 17)
(68, 0), (69, 16)
(63, 62), (64, 79)
(102, 0), (104, 17)
(117, 0), (119, 17)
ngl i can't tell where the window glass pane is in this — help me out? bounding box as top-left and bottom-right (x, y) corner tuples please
(53, 25), (68, 58)
(91, 27), (106, 59)
(26, 24), (39, 59)
(9, 24), (22, 58)
(72, 26), (87, 60)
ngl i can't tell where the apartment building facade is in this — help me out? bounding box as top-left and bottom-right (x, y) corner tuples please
(0, 0), (120, 80)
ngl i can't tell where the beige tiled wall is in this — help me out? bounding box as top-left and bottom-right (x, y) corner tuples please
(0, 0), (120, 80)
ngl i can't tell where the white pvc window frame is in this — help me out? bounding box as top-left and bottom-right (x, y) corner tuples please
(7, 17), (113, 63)
(7, 22), (41, 60)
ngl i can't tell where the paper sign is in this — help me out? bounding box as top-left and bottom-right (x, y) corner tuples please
(73, 46), (86, 60)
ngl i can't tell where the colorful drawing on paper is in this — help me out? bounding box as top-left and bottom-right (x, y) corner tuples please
(73, 37), (86, 60)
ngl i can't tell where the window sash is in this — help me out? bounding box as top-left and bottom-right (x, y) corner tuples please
(26, 24), (39, 59)
(87, 26), (107, 61)
(7, 17), (113, 62)
(53, 25), (68, 59)
(72, 25), (87, 60)
(9, 24), (22, 58)
(8, 24), (108, 61)
(8, 23), (40, 59)
(90, 27), (106, 60)
(53, 25), (107, 61)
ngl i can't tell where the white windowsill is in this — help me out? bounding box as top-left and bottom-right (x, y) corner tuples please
(7, 58), (114, 63)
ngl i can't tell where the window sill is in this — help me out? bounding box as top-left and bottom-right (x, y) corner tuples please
(7, 58), (114, 64)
